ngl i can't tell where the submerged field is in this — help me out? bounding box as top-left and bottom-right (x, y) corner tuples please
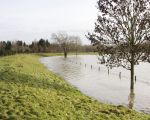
(0, 54), (149, 120)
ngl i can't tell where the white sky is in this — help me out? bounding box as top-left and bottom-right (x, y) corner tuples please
(0, 0), (98, 44)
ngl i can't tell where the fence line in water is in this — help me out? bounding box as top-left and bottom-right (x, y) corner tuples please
(68, 60), (138, 82)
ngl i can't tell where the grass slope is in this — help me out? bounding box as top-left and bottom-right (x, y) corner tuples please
(0, 54), (149, 120)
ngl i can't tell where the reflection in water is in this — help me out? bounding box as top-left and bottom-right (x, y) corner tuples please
(128, 89), (135, 109)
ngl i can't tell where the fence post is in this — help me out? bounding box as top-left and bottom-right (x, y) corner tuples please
(119, 72), (121, 79)
(98, 67), (100, 71)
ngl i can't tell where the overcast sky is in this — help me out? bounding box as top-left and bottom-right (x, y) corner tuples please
(0, 0), (98, 44)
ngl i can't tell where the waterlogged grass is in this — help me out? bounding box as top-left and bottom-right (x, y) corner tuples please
(0, 54), (149, 120)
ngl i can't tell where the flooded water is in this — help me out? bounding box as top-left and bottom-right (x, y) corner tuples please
(40, 55), (150, 114)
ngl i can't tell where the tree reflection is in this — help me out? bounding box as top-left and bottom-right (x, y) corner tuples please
(128, 89), (135, 109)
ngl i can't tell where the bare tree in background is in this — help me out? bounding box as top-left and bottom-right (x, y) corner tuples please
(87, 0), (150, 90)
(52, 32), (70, 58)
(52, 32), (82, 58)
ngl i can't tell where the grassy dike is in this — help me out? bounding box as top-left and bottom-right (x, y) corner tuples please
(0, 54), (149, 120)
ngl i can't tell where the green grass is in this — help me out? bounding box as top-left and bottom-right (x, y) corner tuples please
(0, 54), (149, 120)
(33, 52), (97, 57)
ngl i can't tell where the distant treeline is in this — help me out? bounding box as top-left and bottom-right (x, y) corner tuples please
(0, 39), (96, 56)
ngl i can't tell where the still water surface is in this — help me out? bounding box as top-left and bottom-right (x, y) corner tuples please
(40, 55), (150, 114)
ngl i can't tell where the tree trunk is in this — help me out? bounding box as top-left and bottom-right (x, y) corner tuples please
(64, 49), (67, 58)
(130, 53), (134, 90)
(64, 52), (67, 58)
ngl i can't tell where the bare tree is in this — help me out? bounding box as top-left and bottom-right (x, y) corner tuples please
(69, 36), (82, 56)
(52, 32), (70, 58)
(87, 0), (150, 90)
